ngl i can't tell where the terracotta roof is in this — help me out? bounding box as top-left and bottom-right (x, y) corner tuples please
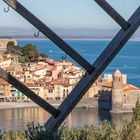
(25, 83), (39, 87)
(34, 74), (40, 77)
(47, 59), (57, 65)
(31, 67), (46, 72)
(49, 78), (73, 86)
(103, 82), (140, 92)
(9, 55), (18, 58)
(103, 82), (112, 88)
(123, 84), (140, 92)
(44, 86), (54, 90)
(47, 67), (56, 71)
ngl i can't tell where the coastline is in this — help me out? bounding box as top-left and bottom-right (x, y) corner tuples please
(0, 102), (134, 113)
(0, 99), (134, 113)
(0, 98), (98, 110)
(16, 38), (140, 41)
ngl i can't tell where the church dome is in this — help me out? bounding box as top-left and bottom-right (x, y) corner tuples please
(114, 69), (122, 77)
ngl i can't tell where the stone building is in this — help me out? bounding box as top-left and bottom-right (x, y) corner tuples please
(99, 69), (140, 113)
(0, 39), (17, 52)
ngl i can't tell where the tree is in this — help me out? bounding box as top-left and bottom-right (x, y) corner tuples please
(40, 53), (48, 58)
(18, 56), (26, 64)
(22, 44), (40, 62)
(7, 41), (15, 47)
(132, 99), (140, 122)
(7, 41), (21, 54)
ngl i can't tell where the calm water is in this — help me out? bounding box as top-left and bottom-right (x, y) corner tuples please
(18, 39), (140, 87)
(0, 107), (132, 130)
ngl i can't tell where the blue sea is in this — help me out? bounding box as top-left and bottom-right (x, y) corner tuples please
(18, 39), (140, 87)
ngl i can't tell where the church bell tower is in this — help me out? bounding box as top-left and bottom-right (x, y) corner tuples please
(111, 69), (123, 113)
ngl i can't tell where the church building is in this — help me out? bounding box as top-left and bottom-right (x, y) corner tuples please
(99, 69), (140, 113)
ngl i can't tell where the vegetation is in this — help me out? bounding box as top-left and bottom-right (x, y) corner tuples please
(18, 56), (26, 64)
(6, 41), (48, 63)
(132, 99), (140, 123)
(21, 44), (40, 62)
(7, 41), (21, 55)
(7, 41), (15, 47)
(1, 121), (140, 140)
(40, 53), (48, 58)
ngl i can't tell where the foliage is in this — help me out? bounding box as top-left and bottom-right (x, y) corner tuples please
(21, 44), (40, 62)
(1, 121), (140, 140)
(6, 42), (48, 62)
(2, 131), (27, 140)
(132, 99), (140, 123)
(40, 53), (48, 58)
(18, 56), (26, 64)
(7, 41), (15, 48)
(7, 41), (21, 55)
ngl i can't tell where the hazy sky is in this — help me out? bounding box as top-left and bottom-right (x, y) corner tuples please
(0, 0), (140, 29)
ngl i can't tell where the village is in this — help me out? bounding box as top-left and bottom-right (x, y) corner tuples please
(0, 39), (140, 113)
(0, 39), (98, 102)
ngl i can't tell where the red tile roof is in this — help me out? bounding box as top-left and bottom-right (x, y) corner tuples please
(103, 82), (140, 93)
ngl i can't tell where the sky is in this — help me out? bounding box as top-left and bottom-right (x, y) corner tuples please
(0, 0), (140, 29)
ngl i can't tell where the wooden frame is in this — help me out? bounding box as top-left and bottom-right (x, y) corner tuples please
(2, 0), (140, 132)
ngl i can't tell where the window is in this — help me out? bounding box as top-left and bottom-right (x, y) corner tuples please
(49, 90), (53, 93)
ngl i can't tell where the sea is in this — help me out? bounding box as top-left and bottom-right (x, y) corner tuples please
(0, 39), (139, 130)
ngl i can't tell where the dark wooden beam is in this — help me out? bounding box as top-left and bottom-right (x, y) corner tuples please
(44, 7), (140, 132)
(0, 67), (60, 117)
(95, 0), (130, 31)
(3, 0), (94, 74)
(3, 0), (140, 132)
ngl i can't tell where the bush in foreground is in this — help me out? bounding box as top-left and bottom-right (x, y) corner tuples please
(1, 121), (140, 140)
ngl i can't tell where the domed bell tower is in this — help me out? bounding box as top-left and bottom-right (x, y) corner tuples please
(111, 69), (123, 113)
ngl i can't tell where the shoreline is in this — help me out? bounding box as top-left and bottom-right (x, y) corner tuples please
(0, 98), (98, 110)
(0, 102), (39, 110)
(16, 38), (140, 41)
(0, 99), (134, 113)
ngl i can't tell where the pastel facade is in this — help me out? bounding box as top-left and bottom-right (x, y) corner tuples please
(32, 67), (47, 76)
(25, 83), (45, 100)
(10, 85), (25, 101)
(85, 83), (100, 98)
(0, 78), (10, 101)
(0, 59), (11, 68)
(0, 51), (86, 101)
(53, 83), (73, 100)
(44, 86), (54, 99)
